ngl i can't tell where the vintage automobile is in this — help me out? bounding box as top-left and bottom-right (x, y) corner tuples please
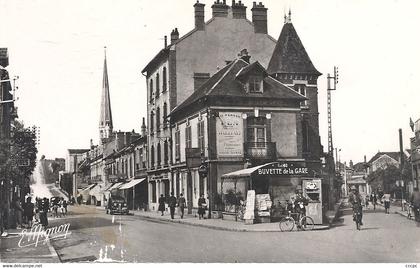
(106, 196), (129, 215)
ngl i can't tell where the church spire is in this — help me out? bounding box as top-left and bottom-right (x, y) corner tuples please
(99, 46), (113, 144)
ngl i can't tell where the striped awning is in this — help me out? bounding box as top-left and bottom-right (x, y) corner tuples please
(119, 178), (146, 190)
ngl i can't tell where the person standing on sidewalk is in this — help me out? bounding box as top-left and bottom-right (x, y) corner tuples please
(410, 187), (420, 226)
(158, 194), (166, 216)
(382, 193), (391, 214)
(178, 193), (186, 219)
(0, 200), (9, 236)
(168, 192), (177, 219)
(12, 197), (24, 229)
(40, 197), (49, 229)
(23, 197), (34, 228)
(198, 194), (207, 220)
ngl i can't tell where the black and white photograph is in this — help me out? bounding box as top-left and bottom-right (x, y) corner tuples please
(0, 0), (420, 265)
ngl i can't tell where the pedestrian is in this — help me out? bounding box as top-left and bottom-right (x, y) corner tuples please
(178, 193), (186, 219)
(382, 193), (391, 214)
(365, 195), (370, 208)
(39, 197), (49, 229)
(158, 194), (166, 216)
(410, 187), (420, 226)
(23, 197), (34, 228)
(52, 198), (59, 218)
(371, 192), (377, 210)
(34, 197), (41, 223)
(198, 194), (207, 220)
(62, 198), (68, 216)
(12, 197), (23, 229)
(0, 200), (9, 237)
(168, 192), (177, 219)
(59, 198), (66, 217)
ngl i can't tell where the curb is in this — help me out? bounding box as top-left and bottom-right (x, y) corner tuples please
(46, 238), (62, 263)
(132, 213), (330, 232)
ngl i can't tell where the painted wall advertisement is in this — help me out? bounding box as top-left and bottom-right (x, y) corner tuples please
(216, 112), (243, 157)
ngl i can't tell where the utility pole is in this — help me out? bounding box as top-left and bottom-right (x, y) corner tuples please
(327, 67), (338, 159)
(399, 128), (404, 210)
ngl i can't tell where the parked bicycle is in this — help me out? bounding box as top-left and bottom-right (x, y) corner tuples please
(279, 211), (314, 232)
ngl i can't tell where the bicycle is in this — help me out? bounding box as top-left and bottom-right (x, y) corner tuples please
(279, 211), (314, 232)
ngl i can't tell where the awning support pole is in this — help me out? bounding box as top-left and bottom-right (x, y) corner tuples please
(234, 180), (237, 222)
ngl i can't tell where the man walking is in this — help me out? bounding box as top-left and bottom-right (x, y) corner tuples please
(168, 192), (177, 219)
(178, 193), (186, 219)
(411, 187), (420, 226)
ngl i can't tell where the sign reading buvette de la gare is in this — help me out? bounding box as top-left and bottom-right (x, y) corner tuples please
(256, 162), (309, 177)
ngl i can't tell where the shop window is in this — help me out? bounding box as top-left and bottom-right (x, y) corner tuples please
(175, 130), (180, 161)
(151, 181), (156, 203)
(176, 173), (180, 197)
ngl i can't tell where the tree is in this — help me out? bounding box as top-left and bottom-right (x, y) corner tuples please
(0, 120), (38, 198)
(367, 162), (412, 197)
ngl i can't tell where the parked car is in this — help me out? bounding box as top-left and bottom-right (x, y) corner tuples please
(106, 196), (129, 215)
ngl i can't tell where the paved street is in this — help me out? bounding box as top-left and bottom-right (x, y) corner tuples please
(45, 204), (420, 263)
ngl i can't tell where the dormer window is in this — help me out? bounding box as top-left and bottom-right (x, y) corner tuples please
(248, 76), (263, 93)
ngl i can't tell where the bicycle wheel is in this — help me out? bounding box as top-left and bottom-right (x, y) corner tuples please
(300, 216), (314, 231)
(279, 217), (294, 232)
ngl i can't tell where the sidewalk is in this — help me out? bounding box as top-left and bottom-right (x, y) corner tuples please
(97, 206), (330, 232)
(0, 228), (60, 263)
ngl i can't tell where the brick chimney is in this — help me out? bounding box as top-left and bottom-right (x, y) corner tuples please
(238, 48), (250, 63)
(231, 0), (247, 19)
(0, 48), (9, 68)
(193, 73), (210, 91)
(251, 2), (268, 34)
(212, 0), (229, 18)
(194, 1), (205, 31)
(171, 28), (179, 44)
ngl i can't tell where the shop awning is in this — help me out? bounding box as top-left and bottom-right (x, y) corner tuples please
(221, 163), (275, 180)
(81, 184), (97, 193)
(108, 182), (124, 191)
(119, 178), (146, 190)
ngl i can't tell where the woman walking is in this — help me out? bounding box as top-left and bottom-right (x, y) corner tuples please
(23, 197), (35, 228)
(198, 194), (207, 220)
(158, 194), (166, 216)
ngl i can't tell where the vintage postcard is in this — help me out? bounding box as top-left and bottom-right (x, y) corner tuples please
(0, 0), (419, 266)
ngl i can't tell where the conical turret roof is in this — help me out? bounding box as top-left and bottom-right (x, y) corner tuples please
(267, 22), (321, 76)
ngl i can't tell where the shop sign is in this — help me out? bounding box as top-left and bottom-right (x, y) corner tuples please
(256, 162), (310, 177)
(216, 112), (243, 157)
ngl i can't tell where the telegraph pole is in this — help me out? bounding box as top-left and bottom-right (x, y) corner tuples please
(327, 67), (338, 158)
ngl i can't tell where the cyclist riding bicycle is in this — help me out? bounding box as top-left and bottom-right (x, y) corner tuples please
(289, 190), (309, 228)
(349, 186), (363, 226)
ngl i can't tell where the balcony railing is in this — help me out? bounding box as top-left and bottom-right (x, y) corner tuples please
(244, 142), (276, 160)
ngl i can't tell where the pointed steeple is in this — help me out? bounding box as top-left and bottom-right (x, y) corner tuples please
(99, 46), (113, 144)
(267, 16), (321, 76)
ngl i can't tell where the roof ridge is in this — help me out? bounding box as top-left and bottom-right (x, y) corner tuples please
(209, 59), (241, 92)
(266, 76), (307, 99)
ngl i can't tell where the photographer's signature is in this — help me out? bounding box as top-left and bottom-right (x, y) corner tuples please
(18, 223), (71, 248)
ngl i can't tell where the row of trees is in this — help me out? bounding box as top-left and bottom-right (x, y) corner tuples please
(367, 161), (412, 198)
(0, 120), (38, 200)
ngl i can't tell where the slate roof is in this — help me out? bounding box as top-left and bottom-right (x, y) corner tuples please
(367, 152), (401, 164)
(170, 58), (306, 117)
(267, 23), (321, 76)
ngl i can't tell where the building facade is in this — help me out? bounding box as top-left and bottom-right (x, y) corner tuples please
(142, 0), (283, 211)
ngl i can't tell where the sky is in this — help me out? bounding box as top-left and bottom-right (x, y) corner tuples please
(1, 0), (420, 165)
